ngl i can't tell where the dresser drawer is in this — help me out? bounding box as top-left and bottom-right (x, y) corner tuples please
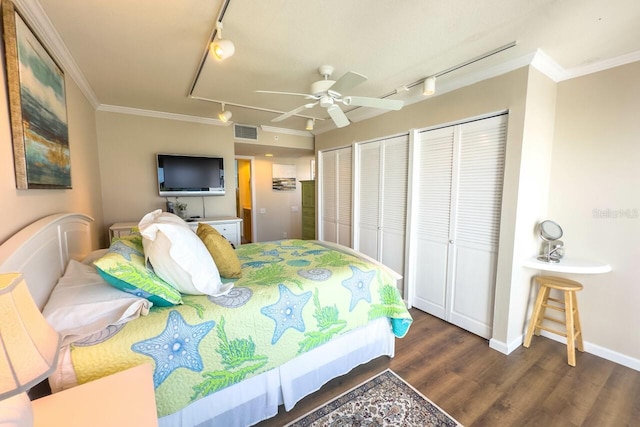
(186, 218), (242, 247)
(210, 224), (238, 244)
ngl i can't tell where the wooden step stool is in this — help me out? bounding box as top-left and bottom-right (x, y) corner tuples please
(523, 275), (584, 366)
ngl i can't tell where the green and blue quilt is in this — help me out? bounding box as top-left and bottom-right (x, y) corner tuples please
(69, 239), (412, 417)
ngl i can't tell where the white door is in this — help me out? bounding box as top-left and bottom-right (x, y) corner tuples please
(356, 141), (381, 258)
(409, 115), (507, 338)
(336, 148), (353, 247)
(410, 127), (455, 320)
(319, 150), (337, 243)
(448, 116), (507, 338)
(355, 135), (409, 283)
(318, 147), (353, 247)
(379, 136), (409, 280)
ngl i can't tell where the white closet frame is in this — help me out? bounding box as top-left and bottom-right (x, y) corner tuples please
(406, 113), (508, 338)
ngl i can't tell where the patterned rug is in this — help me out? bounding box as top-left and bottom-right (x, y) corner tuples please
(286, 369), (462, 426)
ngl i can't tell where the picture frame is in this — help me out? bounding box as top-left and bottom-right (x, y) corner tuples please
(272, 163), (296, 191)
(2, 0), (71, 189)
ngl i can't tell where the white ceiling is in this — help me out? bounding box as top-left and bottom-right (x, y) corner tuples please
(20, 0), (640, 141)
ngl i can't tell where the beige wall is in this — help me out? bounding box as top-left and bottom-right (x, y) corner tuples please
(95, 112), (237, 245)
(252, 155), (314, 242)
(498, 67), (557, 350)
(0, 66), (104, 249)
(550, 61), (640, 363)
(96, 111), (315, 246)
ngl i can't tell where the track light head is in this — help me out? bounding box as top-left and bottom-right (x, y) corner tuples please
(210, 39), (235, 61)
(210, 22), (235, 61)
(218, 103), (232, 122)
(305, 119), (314, 131)
(218, 110), (232, 122)
(423, 76), (436, 96)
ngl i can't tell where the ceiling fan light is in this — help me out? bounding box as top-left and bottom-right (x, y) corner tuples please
(305, 119), (314, 131)
(423, 76), (436, 96)
(210, 39), (235, 61)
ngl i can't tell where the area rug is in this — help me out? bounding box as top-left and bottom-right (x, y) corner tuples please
(286, 369), (462, 426)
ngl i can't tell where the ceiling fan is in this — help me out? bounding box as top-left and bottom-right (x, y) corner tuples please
(257, 65), (404, 128)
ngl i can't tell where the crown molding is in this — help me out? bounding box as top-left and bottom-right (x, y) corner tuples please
(97, 104), (230, 126)
(530, 49), (568, 82)
(14, 0), (100, 108)
(562, 49), (640, 81)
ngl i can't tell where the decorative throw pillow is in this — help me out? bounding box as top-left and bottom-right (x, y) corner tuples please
(94, 233), (182, 306)
(196, 223), (242, 279)
(138, 210), (231, 296)
(43, 260), (152, 346)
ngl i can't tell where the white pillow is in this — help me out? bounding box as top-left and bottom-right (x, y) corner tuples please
(81, 248), (108, 265)
(42, 260), (152, 346)
(138, 209), (229, 296)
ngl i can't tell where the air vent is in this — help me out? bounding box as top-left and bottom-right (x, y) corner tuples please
(234, 124), (258, 141)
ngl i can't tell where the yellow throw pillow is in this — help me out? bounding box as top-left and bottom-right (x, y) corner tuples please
(196, 223), (242, 279)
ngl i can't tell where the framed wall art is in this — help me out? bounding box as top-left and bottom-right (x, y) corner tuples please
(2, 0), (71, 189)
(272, 163), (296, 191)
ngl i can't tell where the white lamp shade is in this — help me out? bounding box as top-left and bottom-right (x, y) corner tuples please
(305, 119), (314, 131)
(218, 110), (232, 122)
(0, 273), (60, 400)
(423, 76), (436, 96)
(209, 39), (235, 61)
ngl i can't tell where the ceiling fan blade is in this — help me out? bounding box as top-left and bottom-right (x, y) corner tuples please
(256, 90), (316, 99)
(326, 104), (350, 128)
(271, 102), (318, 122)
(328, 71), (367, 94)
(342, 96), (404, 111)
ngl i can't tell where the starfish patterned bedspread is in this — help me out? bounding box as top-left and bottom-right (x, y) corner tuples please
(68, 239), (413, 417)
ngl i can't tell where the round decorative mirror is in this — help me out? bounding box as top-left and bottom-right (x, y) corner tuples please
(537, 220), (564, 263)
(539, 220), (563, 241)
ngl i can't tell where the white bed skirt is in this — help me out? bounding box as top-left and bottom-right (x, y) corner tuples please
(159, 317), (395, 427)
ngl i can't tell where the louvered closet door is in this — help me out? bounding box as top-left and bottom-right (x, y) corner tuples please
(380, 136), (409, 279)
(411, 127), (455, 319)
(447, 115), (507, 338)
(355, 135), (409, 283)
(336, 148), (352, 247)
(356, 141), (381, 259)
(409, 114), (507, 338)
(319, 147), (353, 246)
(319, 150), (338, 243)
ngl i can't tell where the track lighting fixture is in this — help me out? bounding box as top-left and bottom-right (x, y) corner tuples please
(210, 22), (235, 61)
(218, 103), (232, 122)
(422, 76), (436, 96)
(305, 119), (315, 131)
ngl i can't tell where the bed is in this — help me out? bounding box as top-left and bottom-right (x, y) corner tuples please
(0, 212), (412, 426)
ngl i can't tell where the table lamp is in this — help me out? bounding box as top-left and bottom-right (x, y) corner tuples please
(0, 273), (60, 427)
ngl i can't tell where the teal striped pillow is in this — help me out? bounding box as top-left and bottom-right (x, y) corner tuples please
(94, 234), (182, 306)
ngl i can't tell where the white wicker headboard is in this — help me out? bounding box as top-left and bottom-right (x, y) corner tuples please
(0, 213), (94, 310)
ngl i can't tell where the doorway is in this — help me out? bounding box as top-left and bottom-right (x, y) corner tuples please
(235, 156), (255, 243)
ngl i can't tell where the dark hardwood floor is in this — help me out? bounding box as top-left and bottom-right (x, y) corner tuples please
(256, 308), (640, 427)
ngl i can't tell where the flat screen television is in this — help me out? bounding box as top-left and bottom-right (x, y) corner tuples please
(157, 154), (225, 196)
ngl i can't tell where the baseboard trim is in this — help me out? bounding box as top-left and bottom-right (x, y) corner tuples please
(490, 332), (639, 371)
(537, 331), (640, 372)
(489, 336), (522, 355)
